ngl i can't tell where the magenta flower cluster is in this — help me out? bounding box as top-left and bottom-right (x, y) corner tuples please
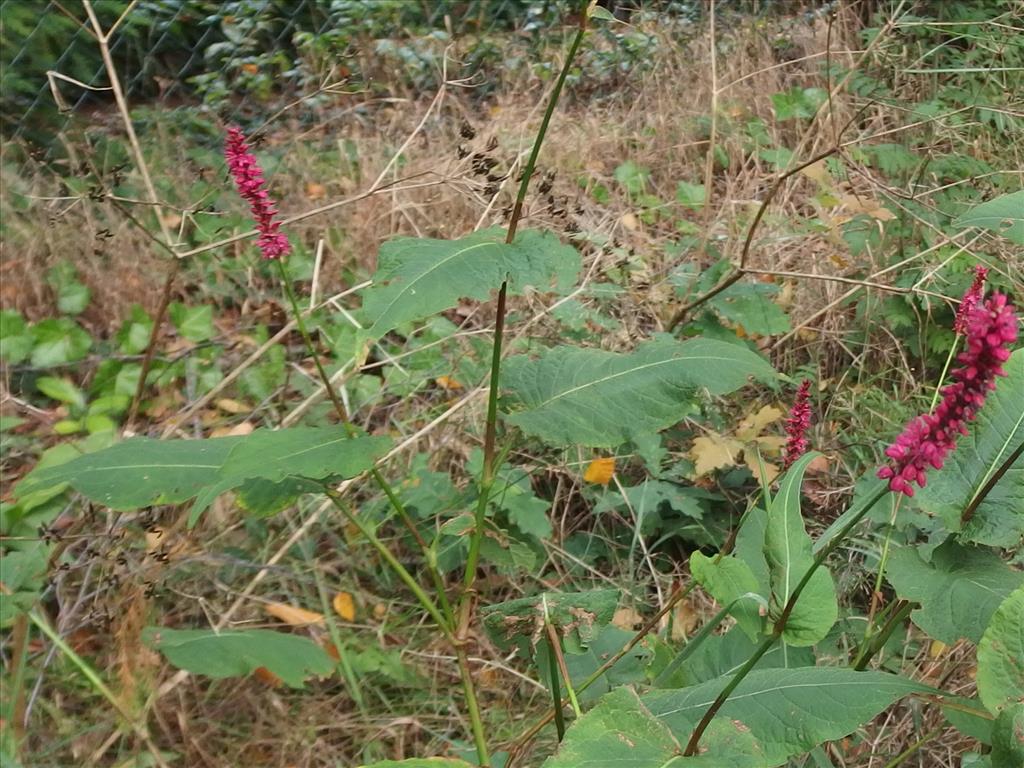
(783, 379), (812, 469)
(954, 265), (988, 335)
(224, 126), (290, 260)
(878, 292), (1018, 497)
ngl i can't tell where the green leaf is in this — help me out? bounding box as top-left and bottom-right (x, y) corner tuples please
(535, 625), (649, 705)
(116, 305), (154, 355)
(541, 687), (687, 768)
(0, 543), (50, 627)
(47, 261), (91, 315)
(35, 376), (86, 411)
(991, 704), (1024, 768)
(480, 589), (619, 654)
(943, 696), (994, 745)
(588, 4), (616, 21)
(236, 477), (321, 518)
(977, 586), (1024, 716)
(169, 303), (214, 342)
(358, 761), (475, 768)
(885, 539), (1024, 645)
(361, 228), (579, 339)
(763, 453), (837, 646)
(913, 349), (1024, 548)
(29, 318), (92, 367)
(0, 309), (33, 364)
(613, 161), (650, 197)
(642, 668), (933, 765)
(141, 627), (333, 689)
(503, 338), (775, 448)
(710, 284), (790, 337)
(16, 436), (243, 511)
(189, 429), (391, 524)
(661, 625), (814, 687)
(689, 552), (764, 641)
(953, 191), (1024, 245)
(676, 180), (707, 210)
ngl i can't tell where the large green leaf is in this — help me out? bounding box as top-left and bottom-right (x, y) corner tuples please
(663, 626), (814, 687)
(480, 589), (619, 654)
(977, 586), (1024, 716)
(991, 704), (1024, 768)
(189, 429), (391, 524)
(142, 627), (334, 689)
(359, 761), (474, 768)
(885, 539), (1024, 645)
(763, 453), (837, 646)
(15, 436), (243, 510)
(689, 552), (765, 641)
(913, 349), (1024, 549)
(503, 338), (776, 447)
(642, 668), (932, 765)
(953, 191), (1024, 245)
(361, 228), (579, 339)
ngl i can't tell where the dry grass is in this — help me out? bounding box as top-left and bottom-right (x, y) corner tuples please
(3, 3), (1022, 767)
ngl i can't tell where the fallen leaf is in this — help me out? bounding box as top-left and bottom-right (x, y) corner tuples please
(264, 602), (324, 627)
(332, 592), (356, 622)
(241, 63), (259, 75)
(612, 607), (643, 631)
(373, 603), (387, 620)
(583, 457), (616, 485)
(800, 159), (832, 187)
(210, 421), (253, 438)
(671, 597), (700, 640)
(735, 405), (783, 442)
(689, 434), (743, 476)
(253, 666), (282, 687)
(929, 639), (947, 658)
(305, 182), (326, 200)
(840, 193), (895, 221)
(805, 454), (830, 474)
(216, 398), (250, 414)
(435, 375), (463, 391)
(619, 212), (639, 231)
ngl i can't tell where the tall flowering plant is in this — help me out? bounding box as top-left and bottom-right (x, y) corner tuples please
(878, 292), (1018, 496)
(224, 126), (291, 260)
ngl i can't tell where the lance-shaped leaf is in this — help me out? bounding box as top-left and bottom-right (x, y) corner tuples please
(480, 589), (619, 654)
(361, 228), (579, 339)
(913, 349), (1024, 549)
(953, 190), (1024, 245)
(642, 668), (933, 765)
(15, 436), (243, 510)
(503, 338), (776, 447)
(189, 428), (391, 524)
(977, 586), (1024, 716)
(885, 539), (1023, 645)
(142, 627), (334, 689)
(763, 452), (837, 646)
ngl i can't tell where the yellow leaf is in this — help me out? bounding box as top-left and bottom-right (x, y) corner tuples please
(800, 159), (832, 187)
(332, 592), (356, 622)
(619, 212), (639, 231)
(743, 455), (780, 484)
(305, 182), (326, 200)
(216, 398), (249, 415)
(840, 193), (895, 221)
(583, 457), (616, 485)
(735, 405), (783, 441)
(435, 375), (463, 391)
(929, 639), (947, 658)
(689, 434), (744, 476)
(209, 421), (253, 438)
(264, 602), (324, 627)
(612, 607), (643, 631)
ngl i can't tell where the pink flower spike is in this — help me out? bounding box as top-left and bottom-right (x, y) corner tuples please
(953, 265), (988, 335)
(224, 126), (291, 260)
(878, 292), (1018, 497)
(783, 379), (812, 469)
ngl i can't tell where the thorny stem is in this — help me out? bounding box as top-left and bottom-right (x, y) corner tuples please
(453, 18), (589, 765)
(682, 484), (890, 755)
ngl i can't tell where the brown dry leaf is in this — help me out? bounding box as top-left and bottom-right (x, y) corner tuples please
(252, 666), (282, 687)
(619, 212), (640, 231)
(800, 159), (832, 187)
(264, 602), (325, 627)
(435, 375), (463, 391)
(583, 457), (616, 485)
(689, 434), (743, 476)
(612, 607), (643, 631)
(840, 193), (895, 221)
(373, 603), (388, 620)
(210, 422), (254, 438)
(322, 639), (341, 661)
(160, 212), (183, 230)
(216, 398), (250, 414)
(332, 592), (356, 622)
(805, 454), (830, 474)
(241, 63), (259, 75)
(305, 182), (327, 200)
(671, 597), (700, 641)
(735, 405), (783, 442)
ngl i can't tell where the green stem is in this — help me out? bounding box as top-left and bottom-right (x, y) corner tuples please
(683, 484), (890, 755)
(311, 563), (367, 713)
(853, 599), (913, 671)
(323, 489), (451, 638)
(547, 632), (566, 741)
(275, 258), (455, 627)
(928, 336), (960, 412)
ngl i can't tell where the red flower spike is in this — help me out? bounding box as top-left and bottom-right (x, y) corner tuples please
(224, 126), (290, 260)
(878, 292), (1018, 497)
(953, 265), (988, 335)
(783, 379), (812, 469)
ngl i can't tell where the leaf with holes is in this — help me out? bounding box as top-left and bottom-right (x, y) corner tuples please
(142, 627), (334, 689)
(503, 338), (775, 447)
(189, 428), (391, 525)
(642, 668), (933, 765)
(480, 589), (620, 654)
(912, 349), (1024, 549)
(885, 539), (1023, 645)
(15, 437), (243, 511)
(953, 191), (1024, 245)
(361, 228), (579, 339)
(977, 586), (1024, 716)
(763, 452), (837, 646)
